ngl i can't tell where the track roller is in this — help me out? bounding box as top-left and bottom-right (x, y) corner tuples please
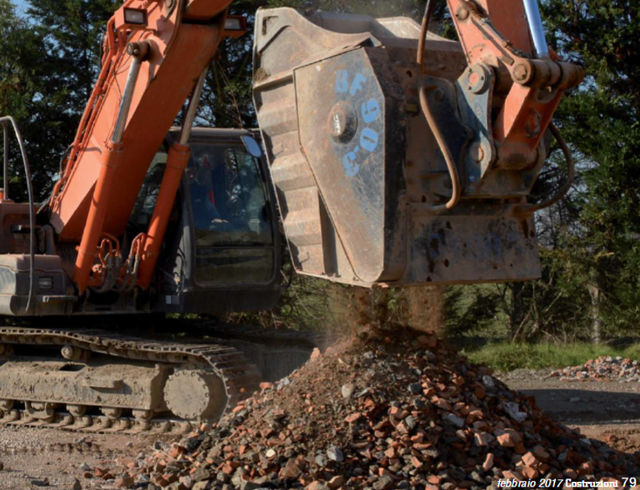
(61, 344), (90, 361)
(0, 344), (13, 356)
(0, 399), (14, 412)
(101, 407), (123, 419)
(25, 402), (56, 422)
(67, 404), (87, 417)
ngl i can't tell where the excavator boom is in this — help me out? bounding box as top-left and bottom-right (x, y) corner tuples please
(46, 0), (233, 292)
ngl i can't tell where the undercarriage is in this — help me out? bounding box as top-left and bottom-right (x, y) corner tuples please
(0, 321), (317, 434)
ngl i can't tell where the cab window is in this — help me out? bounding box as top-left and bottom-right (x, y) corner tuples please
(186, 142), (274, 285)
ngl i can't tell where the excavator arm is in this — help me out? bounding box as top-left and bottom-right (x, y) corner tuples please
(46, 0), (236, 293)
(253, 0), (583, 288)
(445, 0), (582, 179)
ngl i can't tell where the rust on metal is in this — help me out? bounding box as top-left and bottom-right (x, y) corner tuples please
(253, 7), (581, 288)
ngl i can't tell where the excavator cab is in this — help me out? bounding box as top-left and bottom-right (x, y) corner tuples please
(151, 128), (282, 315)
(123, 128), (282, 315)
(0, 127), (281, 316)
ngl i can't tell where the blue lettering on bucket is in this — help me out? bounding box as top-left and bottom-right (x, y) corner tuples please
(335, 70), (383, 177)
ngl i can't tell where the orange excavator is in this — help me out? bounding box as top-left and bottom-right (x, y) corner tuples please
(0, 0), (582, 431)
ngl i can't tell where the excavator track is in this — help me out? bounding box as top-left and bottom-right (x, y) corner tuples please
(0, 327), (262, 434)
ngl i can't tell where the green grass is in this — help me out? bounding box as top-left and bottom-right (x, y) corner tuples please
(460, 342), (640, 372)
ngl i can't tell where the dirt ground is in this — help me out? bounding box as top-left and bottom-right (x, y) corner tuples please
(499, 369), (640, 453)
(0, 371), (638, 489)
(0, 426), (173, 489)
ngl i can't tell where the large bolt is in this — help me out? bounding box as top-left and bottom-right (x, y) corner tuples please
(466, 64), (491, 94)
(328, 101), (358, 143)
(512, 62), (534, 85)
(456, 6), (470, 21)
(126, 41), (151, 60)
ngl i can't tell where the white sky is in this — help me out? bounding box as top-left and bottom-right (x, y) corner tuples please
(12, 0), (27, 15)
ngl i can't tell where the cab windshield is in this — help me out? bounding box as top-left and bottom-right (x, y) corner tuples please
(186, 141), (274, 285)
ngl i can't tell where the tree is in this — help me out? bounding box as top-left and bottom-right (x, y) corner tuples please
(26, 0), (120, 112)
(541, 0), (640, 338)
(196, 1), (266, 128)
(0, 0), (29, 120)
(440, 1), (640, 343)
(19, 1), (119, 198)
(0, 0), (44, 198)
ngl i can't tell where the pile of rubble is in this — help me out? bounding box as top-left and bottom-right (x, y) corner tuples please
(549, 356), (640, 382)
(101, 328), (638, 489)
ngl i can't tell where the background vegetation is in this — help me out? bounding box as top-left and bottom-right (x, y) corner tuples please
(2, 0), (639, 352)
(461, 342), (640, 372)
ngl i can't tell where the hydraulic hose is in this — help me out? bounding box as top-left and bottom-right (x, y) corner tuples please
(516, 123), (575, 214)
(417, 0), (462, 212)
(416, 0), (435, 68)
(419, 87), (462, 212)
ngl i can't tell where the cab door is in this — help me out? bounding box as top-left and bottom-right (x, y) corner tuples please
(157, 128), (282, 314)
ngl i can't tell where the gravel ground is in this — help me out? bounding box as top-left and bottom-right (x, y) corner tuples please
(0, 427), (170, 489)
(498, 368), (640, 456)
(0, 354), (638, 489)
(98, 330), (639, 488)
(497, 369), (640, 425)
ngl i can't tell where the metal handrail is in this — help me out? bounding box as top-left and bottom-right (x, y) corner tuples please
(3, 126), (8, 201)
(0, 116), (36, 313)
